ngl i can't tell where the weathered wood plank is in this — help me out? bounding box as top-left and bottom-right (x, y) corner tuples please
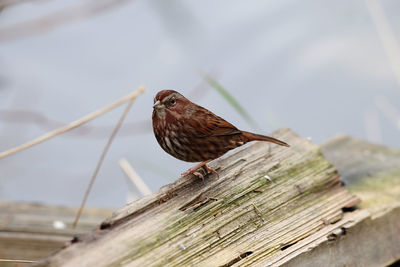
(323, 135), (400, 214)
(37, 129), (359, 267)
(273, 135), (400, 267)
(0, 202), (112, 266)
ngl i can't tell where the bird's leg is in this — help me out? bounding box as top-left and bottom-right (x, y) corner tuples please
(181, 160), (217, 180)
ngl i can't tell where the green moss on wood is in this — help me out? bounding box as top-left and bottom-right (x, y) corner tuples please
(348, 167), (400, 213)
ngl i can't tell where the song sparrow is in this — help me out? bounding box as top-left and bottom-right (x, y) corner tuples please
(152, 90), (289, 179)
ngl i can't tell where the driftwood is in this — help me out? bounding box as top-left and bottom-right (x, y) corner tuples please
(36, 128), (363, 266)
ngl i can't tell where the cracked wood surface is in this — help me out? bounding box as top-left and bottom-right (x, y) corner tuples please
(37, 129), (359, 267)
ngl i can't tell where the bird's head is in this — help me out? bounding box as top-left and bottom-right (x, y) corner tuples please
(152, 90), (188, 119)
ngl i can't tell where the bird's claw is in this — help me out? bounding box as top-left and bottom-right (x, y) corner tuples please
(202, 164), (218, 176)
(180, 169), (206, 181)
(181, 160), (218, 181)
(193, 171), (204, 182)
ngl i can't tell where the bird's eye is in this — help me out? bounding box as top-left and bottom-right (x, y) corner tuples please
(170, 98), (176, 105)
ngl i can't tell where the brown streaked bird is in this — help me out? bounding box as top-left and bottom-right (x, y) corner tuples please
(152, 90), (289, 179)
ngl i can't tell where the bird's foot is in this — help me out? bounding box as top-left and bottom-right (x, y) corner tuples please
(181, 160), (217, 180)
(202, 164), (218, 177)
(192, 171), (205, 182)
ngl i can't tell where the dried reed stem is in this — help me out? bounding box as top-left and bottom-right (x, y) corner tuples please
(119, 158), (152, 196)
(0, 258), (36, 263)
(0, 87), (145, 159)
(73, 90), (143, 228)
(365, 0), (400, 86)
(0, 0), (132, 42)
(375, 96), (400, 131)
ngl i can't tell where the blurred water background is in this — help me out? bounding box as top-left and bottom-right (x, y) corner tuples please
(0, 0), (399, 208)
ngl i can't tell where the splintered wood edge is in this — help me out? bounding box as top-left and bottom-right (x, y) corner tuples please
(269, 136), (400, 267)
(270, 206), (400, 267)
(264, 209), (370, 266)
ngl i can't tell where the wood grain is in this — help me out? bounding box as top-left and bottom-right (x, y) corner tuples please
(37, 129), (359, 267)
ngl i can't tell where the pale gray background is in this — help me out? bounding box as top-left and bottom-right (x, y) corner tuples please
(0, 0), (399, 208)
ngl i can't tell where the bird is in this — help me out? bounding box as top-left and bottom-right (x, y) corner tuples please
(152, 90), (289, 179)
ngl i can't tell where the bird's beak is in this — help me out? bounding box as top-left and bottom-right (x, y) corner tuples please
(153, 100), (161, 109)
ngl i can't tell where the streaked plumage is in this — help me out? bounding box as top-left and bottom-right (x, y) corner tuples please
(152, 90), (289, 177)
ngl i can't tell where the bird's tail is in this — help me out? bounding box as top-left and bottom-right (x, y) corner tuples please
(242, 131), (290, 147)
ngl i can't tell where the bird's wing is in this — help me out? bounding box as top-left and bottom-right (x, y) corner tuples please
(188, 105), (242, 137)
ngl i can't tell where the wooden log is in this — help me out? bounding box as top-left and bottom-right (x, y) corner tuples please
(36, 129), (360, 266)
(0, 202), (112, 266)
